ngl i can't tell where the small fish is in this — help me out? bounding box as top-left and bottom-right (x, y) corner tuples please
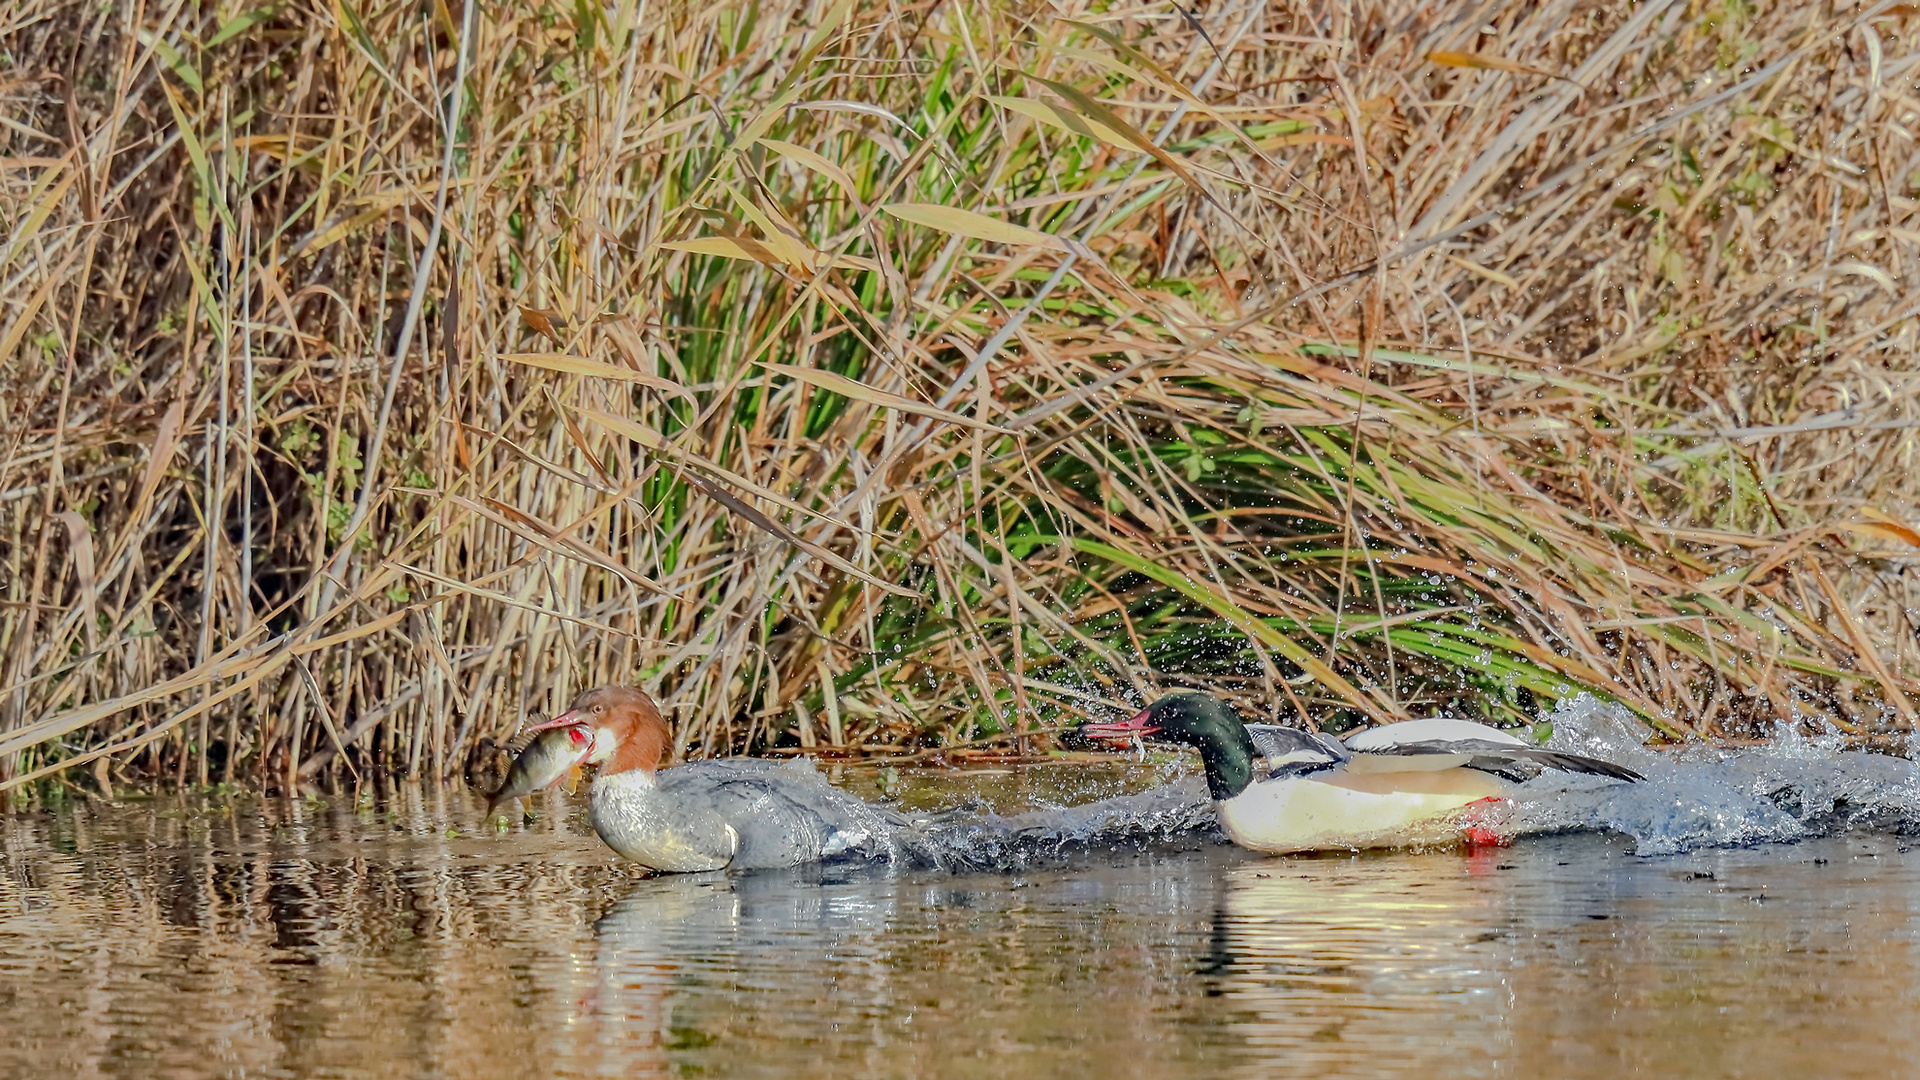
(485, 725), (594, 821)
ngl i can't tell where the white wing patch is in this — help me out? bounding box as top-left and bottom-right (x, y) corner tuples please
(1344, 717), (1528, 751)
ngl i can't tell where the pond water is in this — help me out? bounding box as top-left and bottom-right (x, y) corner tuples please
(5, 747), (1920, 1079)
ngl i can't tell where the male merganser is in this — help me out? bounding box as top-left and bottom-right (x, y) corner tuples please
(529, 685), (911, 872)
(1082, 692), (1643, 854)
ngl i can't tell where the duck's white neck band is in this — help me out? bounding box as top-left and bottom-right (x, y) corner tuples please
(595, 767), (657, 791)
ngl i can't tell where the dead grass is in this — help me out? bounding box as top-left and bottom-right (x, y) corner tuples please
(3, 0), (1920, 797)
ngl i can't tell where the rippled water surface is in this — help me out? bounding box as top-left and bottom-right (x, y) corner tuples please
(6, 758), (1920, 1080)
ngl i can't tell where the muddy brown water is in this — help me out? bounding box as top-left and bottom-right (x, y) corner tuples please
(3, 767), (1918, 1079)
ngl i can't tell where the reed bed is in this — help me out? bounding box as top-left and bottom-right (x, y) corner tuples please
(3, 0), (1919, 797)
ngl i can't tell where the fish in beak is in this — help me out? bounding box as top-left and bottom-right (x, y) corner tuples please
(484, 723), (594, 821)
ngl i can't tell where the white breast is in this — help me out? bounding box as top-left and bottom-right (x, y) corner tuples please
(590, 771), (737, 872)
(1217, 769), (1510, 854)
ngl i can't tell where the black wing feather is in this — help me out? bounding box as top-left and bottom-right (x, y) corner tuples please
(1360, 739), (1645, 782)
(1245, 723), (1349, 780)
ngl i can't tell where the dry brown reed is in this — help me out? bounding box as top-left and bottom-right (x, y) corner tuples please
(3, 0), (1920, 797)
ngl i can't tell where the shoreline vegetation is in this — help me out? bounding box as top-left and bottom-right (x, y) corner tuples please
(3, 0), (1918, 801)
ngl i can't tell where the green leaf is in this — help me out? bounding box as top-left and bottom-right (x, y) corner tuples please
(207, 4), (280, 48)
(147, 36), (203, 95)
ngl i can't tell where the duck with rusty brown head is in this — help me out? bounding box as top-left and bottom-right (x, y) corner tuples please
(525, 685), (912, 873)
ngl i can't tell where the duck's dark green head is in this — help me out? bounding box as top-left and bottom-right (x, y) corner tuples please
(1080, 692), (1257, 800)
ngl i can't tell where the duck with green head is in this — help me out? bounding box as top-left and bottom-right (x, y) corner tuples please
(1082, 692), (1643, 854)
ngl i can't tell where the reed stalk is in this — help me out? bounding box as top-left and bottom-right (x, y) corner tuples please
(3, 0), (1918, 797)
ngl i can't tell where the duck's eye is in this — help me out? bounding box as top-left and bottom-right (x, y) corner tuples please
(593, 704), (605, 715)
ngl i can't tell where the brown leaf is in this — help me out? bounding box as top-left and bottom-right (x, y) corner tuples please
(1841, 508), (1920, 549)
(1425, 50), (1572, 86)
(58, 510), (98, 652)
(518, 305), (567, 345)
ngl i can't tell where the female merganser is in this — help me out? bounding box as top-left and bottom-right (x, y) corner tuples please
(1082, 692), (1643, 854)
(527, 685), (911, 872)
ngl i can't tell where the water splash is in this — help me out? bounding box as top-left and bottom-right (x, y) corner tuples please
(1509, 694), (1920, 855)
(914, 776), (1220, 870)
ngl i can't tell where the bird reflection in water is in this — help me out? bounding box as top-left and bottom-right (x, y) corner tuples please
(573, 868), (904, 1078)
(1201, 850), (1518, 1070)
